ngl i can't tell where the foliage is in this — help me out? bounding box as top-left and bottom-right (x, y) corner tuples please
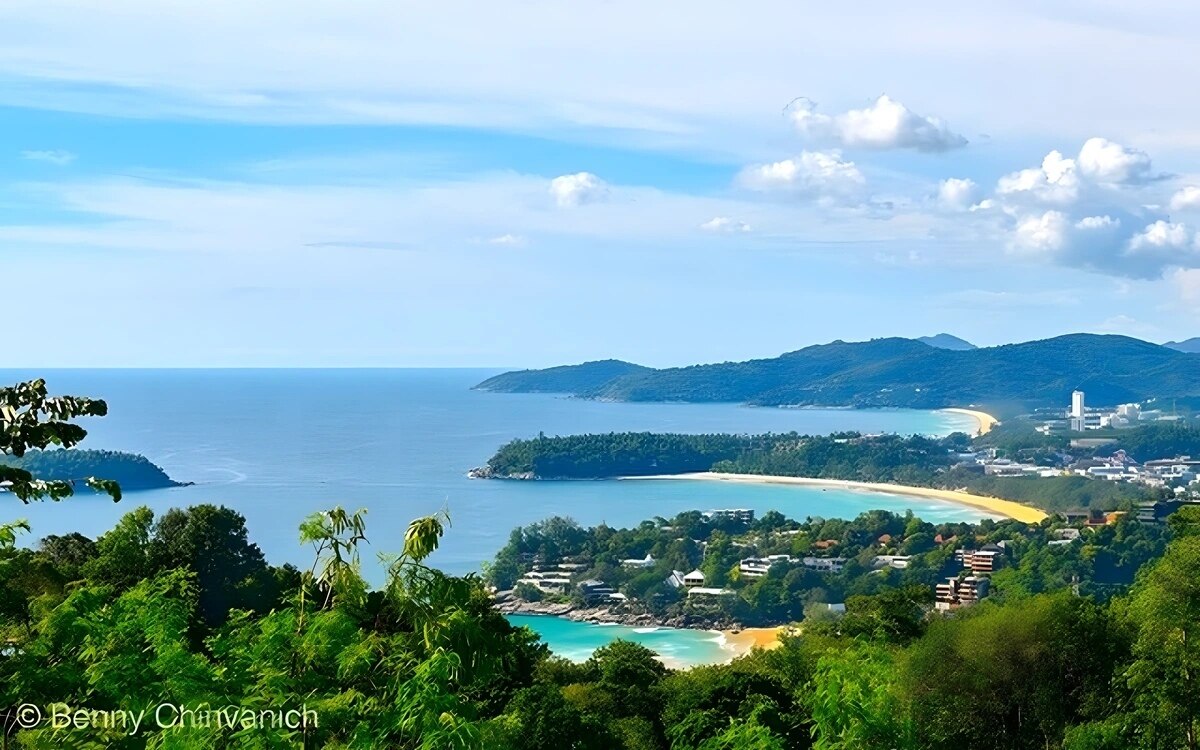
(0, 379), (121, 502)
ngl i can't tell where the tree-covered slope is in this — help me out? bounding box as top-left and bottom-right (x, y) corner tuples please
(473, 359), (651, 394)
(0, 449), (185, 491)
(476, 334), (1200, 408)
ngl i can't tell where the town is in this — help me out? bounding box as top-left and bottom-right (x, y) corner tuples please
(491, 500), (1170, 629)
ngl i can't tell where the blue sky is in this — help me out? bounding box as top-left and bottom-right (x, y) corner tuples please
(5, 1), (1200, 367)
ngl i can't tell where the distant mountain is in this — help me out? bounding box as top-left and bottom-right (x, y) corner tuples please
(916, 333), (976, 351)
(1164, 337), (1200, 353)
(473, 335), (1200, 409)
(474, 359), (651, 394)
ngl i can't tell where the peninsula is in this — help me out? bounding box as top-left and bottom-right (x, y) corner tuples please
(475, 333), (1200, 411)
(0, 449), (187, 493)
(473, 429), (1165, 517)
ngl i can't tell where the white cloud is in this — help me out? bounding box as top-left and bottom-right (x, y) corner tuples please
(788, 95), (966, 152)
(486, 233), (526, 246)
(996, 150), (1079, 204)
(1127, 220), (1193, 252)
(20, 149), (76, 166)
(737, 151), (865, 201)
(549, 172), (609, 207)
(937, 178), (978, 211)
(1170, 186), (1200, 211)
(1075, 215), (1119, 231)
(700, 216), (750, 233)
(1010, 210), (1069, 255)
(1077, 137), (1154, 184)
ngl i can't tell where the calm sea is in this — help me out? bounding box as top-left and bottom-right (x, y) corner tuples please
(2, 369), (988, 664)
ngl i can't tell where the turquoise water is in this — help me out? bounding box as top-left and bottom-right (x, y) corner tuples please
(1, 369), (988, 665)
(506, 614), (731, 667)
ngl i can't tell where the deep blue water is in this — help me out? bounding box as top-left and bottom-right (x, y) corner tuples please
(0, 368), (986, 580)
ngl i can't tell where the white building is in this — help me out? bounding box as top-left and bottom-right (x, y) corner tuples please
(683, 569), (706, 588)
(621, 553), (656, 569)
(738, 554), (794, 578)
(1071, 390), (1085, 419)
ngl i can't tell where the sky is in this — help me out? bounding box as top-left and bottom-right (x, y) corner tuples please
(5, 1), (1200, 367)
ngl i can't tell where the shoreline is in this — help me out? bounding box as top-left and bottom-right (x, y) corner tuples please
(940, 407), (999, 435)
(629, 472), (1049, 524)
(498, 601), (785, 664)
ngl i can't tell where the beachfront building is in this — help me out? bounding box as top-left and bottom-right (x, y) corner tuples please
(516, 571), (573, 595)
(664, 570), (687, 588)
(738, 554), (794, 578)
(935, 575), (990, 611)
(801, 556), (847, 573)
(621, 553), (656, 569)
(871, 555), (912, 570)
(704, 508), (755, 524)
(686, 586), (735, 598)
(956, 548), (1003, 574)
(578, 579), (617, 604)
(683, 569), (706, 588)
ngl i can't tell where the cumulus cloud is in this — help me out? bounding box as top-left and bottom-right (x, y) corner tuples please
(937, 177), (979, 211)
(996, 150), (1079, 204)
(737, 150), (865, 202)
(1010, 211), (1069, 255)
(980, 137), (1200, 278)
(1127, 220), (1194, 252)
(700, 216), (750, 233)
(549, 172), (609, 207)
(1170, 186), (1200, 211)
(20, 149), (76, 166)
(1077, 137), (1154, 185)
(787, 95), (967, 152)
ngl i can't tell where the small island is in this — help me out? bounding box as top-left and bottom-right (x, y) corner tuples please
(0, 449), (187, 493)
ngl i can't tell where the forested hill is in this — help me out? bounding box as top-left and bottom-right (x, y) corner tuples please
(0, 449), (185, 491)
(474, 359), (650, 393)
(474, 334), (1200, 409)
(477, 431), (1158, 512)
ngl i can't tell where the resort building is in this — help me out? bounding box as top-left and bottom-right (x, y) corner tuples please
(686, 586), (735, 598)
(515, 571), (573, 595)
(578, 580), (617, 604)
(664, 570), (687, 588)
(704, 508), (755, 524)
(801, 556), (847, 573)
(935, 575), (990, 611)
(871, 555), (912, 570)
(621, 553), (656, 569)
(955, 548), (1003, 574)
(738, 554), (794, 578)
(683, 569), (706, 588)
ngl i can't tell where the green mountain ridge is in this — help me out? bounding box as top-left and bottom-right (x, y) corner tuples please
(474, 334), (1200, 409)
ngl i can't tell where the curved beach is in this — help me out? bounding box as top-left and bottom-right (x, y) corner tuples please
(634, 472), (1049, 524)
(940, 407), (999, 434)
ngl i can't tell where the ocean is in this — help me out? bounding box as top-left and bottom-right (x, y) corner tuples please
(2, 368), (988, 665)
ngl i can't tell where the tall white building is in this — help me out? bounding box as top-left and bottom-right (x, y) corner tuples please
(1071, 390), (1085, 418)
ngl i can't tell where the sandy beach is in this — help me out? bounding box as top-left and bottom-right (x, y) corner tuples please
(634, 472), (1049, 524)
(941, 407), (999, 434)
(720, 626), (790, 658)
